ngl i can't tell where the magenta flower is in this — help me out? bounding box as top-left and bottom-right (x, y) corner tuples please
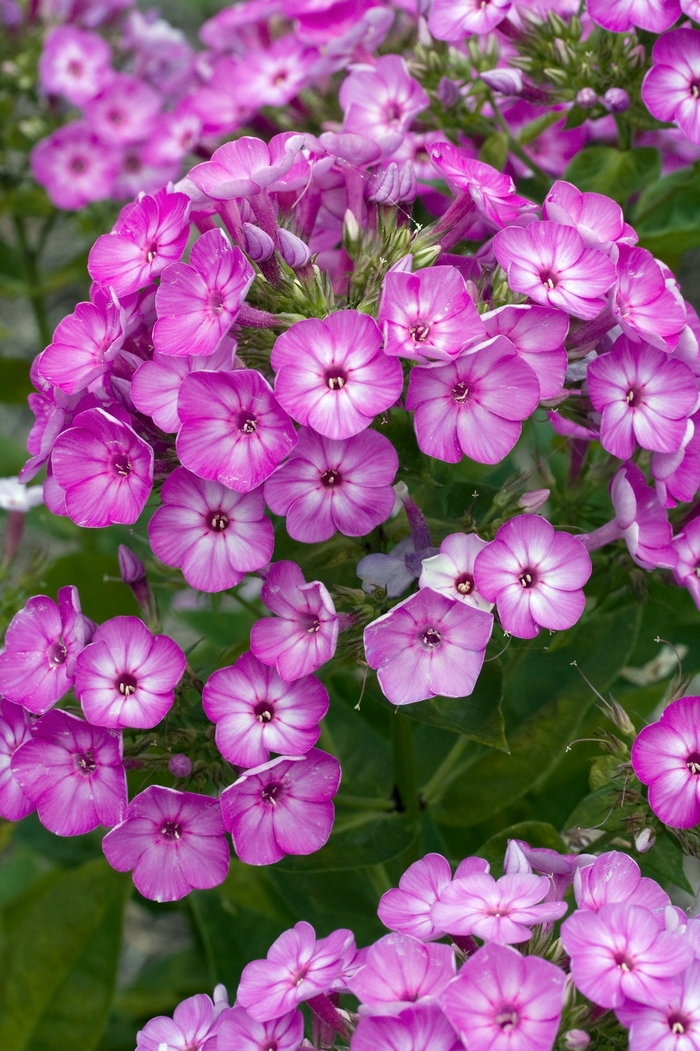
(0, 585), (91, 714)
(271, 311), (403, 441)
(220, 749), (340, 866)
(352, 1004), (462, 1051)
(102, 785), (229, 902)
(474, 515), (591, 639)
(231, 35), (319, 110)
(216, 1006), (304, 1051)
(482, 304), (568, 400)
(189, 133), (302, 201)
(85, 73), (160, 146)
(30, 121), (120, 211)
(264, 426), (398, 543)
(589, 0), (680, 35)
(0, 701), (35, 821)
(75, 616), (186, 730)
(429, 0), (512, 40)
(429, 145), (536, 228)
(378, 854), (455, 942)
(202, 651), (328, 767)
(440, 943), (566, 1051)
(88, 188), (190, 298)
(613, 246), (687, 351)
(653, 412), (700, 508)
(251, 561), (339, 681)
(136, 993), (225, 1051)
(154, 229), (254, 358)
(632, 695), (700, 829)
(419, 533), (494, 612)
(574, 852), (670, 919)
(363, 587), (493, 706)
(406, 337), (540, 465)
(542, 179), (633, 252)
(493, 222), (616, 320)
(587, 336), (696, 460)
(432, 872), (567, 944)
(616, 959), (700, 1051)
(177, 370), (297, 494)
(38, 296), (125, 395)
(378, 266), (487, 363)
(347, 933), (455, 1015)
(340, 55), (428, 157)
(236, 921), (356, 1021)
(51, 408), (154, 528)
(673, 519), (700, 608)
(643, 30), (700, 145)
(11, 709), (127, 836)
(38, 25), (112, 106)
(149, 468), (274, 593)
(130, 342), (237, 434)
(561, 902), (693, 1009)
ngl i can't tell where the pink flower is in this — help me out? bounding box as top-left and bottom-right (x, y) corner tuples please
(231, 36), (319, 109)
(347, 933), (455, 1015)
(131, 341), (237, 434)
(0, 701), (35, 821)
(429, 0), (512, 40)
(153, 229), (254, 358)
(0, 586), (91, 714)
(176, 370), (297, 494)
(136, 993), (225, 1051)
(378, 854), (455, 942)
(221, 749), (340, 866)
(339, 55), (429, 157)
(378, 266), (487, 363)
(589, 0), (680, 34)
(616, 959), (700, 1051)
(419, 533), (494, 612)
(30, 121), (120, 211)
(142, 108), (202, 168)
(251, 561), (339, 681)
(406, 336), (540, 465)
(149, 468), (274, 593)
(482, 304), (568, 400)
(190, 134), (302, 200)
(652, 412), (700, 507)
(429, 145), (535, 228)
(11, 709), (127, 836)
(51, 408), (154, 528)
(264, 426), (398, 543)
(271, 312), (403, 441)
(88, 188), (190, 298)
(493, 222), (617, 320)
(432, 872), (568, 945)
(542, 179), (634, 252)
(216, 1006), (304, 1051)
(574, 852), (670, 920)
(236, 921), (356, 1021)
(363, 587), (493, 706)
(474, 515), (591, 639)
(632, 695), (700, 829)
(561, 902), (694, 1009)
(38, 296), (125, 395)
(352, 1004), (462, 1051)
(75, 616), (186, 729)
(643, 30), (700, 146)
(38, 25), (112, 106)
(85, 73), (161, 146)
(202, 651), (328, 767)
(440, 942), (566, 1051)
(672, 519), (700, 608)
(102, 785), (230, 902)
(612, 246), (687, 351)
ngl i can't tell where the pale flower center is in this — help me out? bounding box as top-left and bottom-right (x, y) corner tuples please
(539, 268), (557, 290)
(614, 952), (634, 972)
(410, 320), (430, 343)
(254, 701), (274, 723)
(495, 1008), (519, 1032)
(207, 291), (224, 317)
(326, 368), (347, 391)
(48, 639), (67, 666)
(455, 573), (473, 595)
(669, 1013), (690, 1035)
(118, 673), (138, 696)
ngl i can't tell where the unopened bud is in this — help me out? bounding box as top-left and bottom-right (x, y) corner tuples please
(242, 222), (275, 263)
(634, 827), (656, 854)
(168, 754), (193, 778)
(277, 228), (311, 269)
(576, 87), (598, 109)
(481, 68), (523, 95)
(342, 208), (361, 251)
(599, 696), (637, 739)
(603, 87), (630, 113)
(118, 544), (157, 623)
(518, 489), (550, 513)
(437, 76), (461, 108)
(212, 983), (229, 1019)
(564, 1031), (590, 1051)
(411, 243), (441, 270)
(397, 160), (417, 203)
(417, 15), (432, 47)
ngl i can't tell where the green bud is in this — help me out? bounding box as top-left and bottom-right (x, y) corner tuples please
(411, 243), (441, 270)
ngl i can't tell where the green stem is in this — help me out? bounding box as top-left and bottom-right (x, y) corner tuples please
(391, 710), (420, 824)
(420, 735), (470, 807)
(13, 215), (51, 347)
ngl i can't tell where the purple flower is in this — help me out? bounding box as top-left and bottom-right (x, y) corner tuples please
(154, 229), (254, 358)
(542, 179), (632, 252)
(38, 25), (112, 106)
(378, 266), (487, 363)
(340, 56), (428, 157)
(440, 942), (566, 1051)
(202, 651), (328, 767)
(264, 426), (398, 543)
(51, 408), (154, 528)
(673, 519), (700, 608)
(429, 145), (536, 229)
(12, 709), (127, 837)
(231, 36), (319, 110)
(0, 701), (35, 821)
(31, 121), (120, 211)
(632, 695), (700, 828)
(378, 853), (455, 942)
(177, 370), (297, 494)
(353, 1004), (461, 1051)
(474, 515), (592, 639)
(75, 616), (186, 730)
(419, 533), (494, 612)
(406, 336), (540, 465)
(136, 992), (225, 1051)
(102, 785), (229, 902)
(236, 921), (356, 1022)
(88, 188), (190, 298)
(142, 108), (202, 168)
(574, 852), (670, 919)
(612, 246), (687, 351)
(149, 468), (274, 593)
(190, 134), (302, 200)
(85, 73), (161, 146)
(251, 561), (339, 681)
(589, 0), (680, 34)
(493, 223), (617, 320)
(216, 1006), (304, 1051)
(616, 959), (700, 1051)
(220, 749), (340, 866)
(429, 0), (512, 40)
(0, 585), (91, 714)
(432, 872), (567, 945)
(130, 341), (237, 434)
(38, 296), (125, 395)
(347, 933), (455, 1015)
(643, 30), (700, 145)
(482, 304), (568, 400)
(363, 587), (493, 706)
(561, 902), (693, 1009)
(653, 412), (700, 507)
(271, 312), (403, 441)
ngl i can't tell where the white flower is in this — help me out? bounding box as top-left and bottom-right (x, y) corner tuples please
(0, 477), (44, 512)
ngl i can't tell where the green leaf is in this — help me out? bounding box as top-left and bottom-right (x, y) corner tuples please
(275, 813), (418, 872)
(479, 133), (509, 172)
(632, 164), (700, 259)
(563, 147), (661, 202)
(0, 858), (130, 1051)
(518, 110), (564, 145)
(42, 553), (139, 623)
(0, 358), (35, 404)
(563, 785), (625, 836)
(641, 832), (694, 895)
(475, 821), (567, 874)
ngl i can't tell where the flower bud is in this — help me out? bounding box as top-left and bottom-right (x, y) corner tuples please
(603, 88), (630, 114)
(564, 1031), (590, 1051)
(481, 68), (523, 95)
(242, 222), (275, 263)
(369, 163), (400, 205)
(277, 228), (311, 269)
(168, 754), (193, 778)
(342, 208), (361, 252)
(634, 827), (656, 854)
(118, 544), (146, 585)
(411, 243), (441, 270)
(417, 15), (432, 47)
(397, 160), (417, 203)
(437, 76), (461, 108)
(518, 489), (550, 513)
(576, 87), (598, 109)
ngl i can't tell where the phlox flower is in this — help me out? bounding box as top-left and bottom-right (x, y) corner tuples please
(643, 30), (700, 146)
(339, 55), (429, 157)
(574, 852), (670, 920)
(142, 108), (202, 168)
(0, 476), (44, 512)
(357, 536), (421, 600)
(352, 1003), (462, 1051)
(11, 709), (127, 836)
(84, 73), (161, 146)
(429, 0), (512, 41)
(38, 296), (125, 395)
(429, 145), (535, 228)
(431, 871), (568, 944)
(347, 933), (455, 1015)
(482, 304), (568, 400)
(31, 121), (121, 211)
(131, 341), (237, 434)
(589, 0), (680, 35)
(231, 36), (319, 109)
(542, 179), (635, 252)
(202, 651), (328, 767)
(612, 246), (687, 351)
(419, 533), (494, 612)
(136, 992), (225, 1051)
(102, 785), (230, 902)
(190, 133), (302, 200)
(652, 412), (700, 508)
(632, 695), (700, 828)
(216, 1006), (304, 1051)
(378, 853), (490, 941)
(363, 586), (493, 706)
(220, 749), (340, 866)
(38, 25), (112, 106)
(0, 700), (35, 821)
(616, 959), (700, 1051)
(672, 519), (700, 609)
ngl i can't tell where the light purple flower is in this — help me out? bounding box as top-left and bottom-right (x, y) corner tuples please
(482, 304), (568, 400)
(136, 993), (225, 1051)
(190, 133), (302, 200)
(419, 533), (493, 612)
(251, 560), (339, 681)
(378, 853), (455, 942)
(85, 73), (161, 146)
(271, 312), (403, 441)
(542, 179), (633, 252)
(31, 121), (120, 211)
(474, 515), (591, 639)
(236, 921), (356, 1022)
(612, 246), (687, 351)
(632, 695), (700, 829)
(673, 519), (700, 608)
(264, 426), (398, 544)
(220, 749), (340, 866)
(202, 651), (328, 767)
(0, 585), (91, 714)
(406, 336), (540, 465)
(102, 785), (229, 902)
(574, 851), (670, 920)
(0, 700), (35, 821)
(130, 340), (237, 434)
(340, 55), (429, 158)
(352, 1004), (462, 1051)
(429, 145), (535, 229)
(616, 959), (700, 1051)
(363, 586), (493, 706)
(429, 0), (512, 40)
(11, 709), (127, 836)
(561, 902), (694, 1009)
(440, 942), (566, 1051)
(177, 369), (297, 494)
(216, 1006), (304, 1051)
(142, 108), (202, 168)
(38, 296), (125, 395)
(589, 0), (680, 34)
(74, 616), (185, 730)
(38, 25), (112, 106)
(149, 468), (274, 593)
(347, 933), (455, 1015)
(643, 30), (700, 146)
(653, 412), (700, 508)
(231, 35), (319, 110)
(432, 872), (567, 945)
